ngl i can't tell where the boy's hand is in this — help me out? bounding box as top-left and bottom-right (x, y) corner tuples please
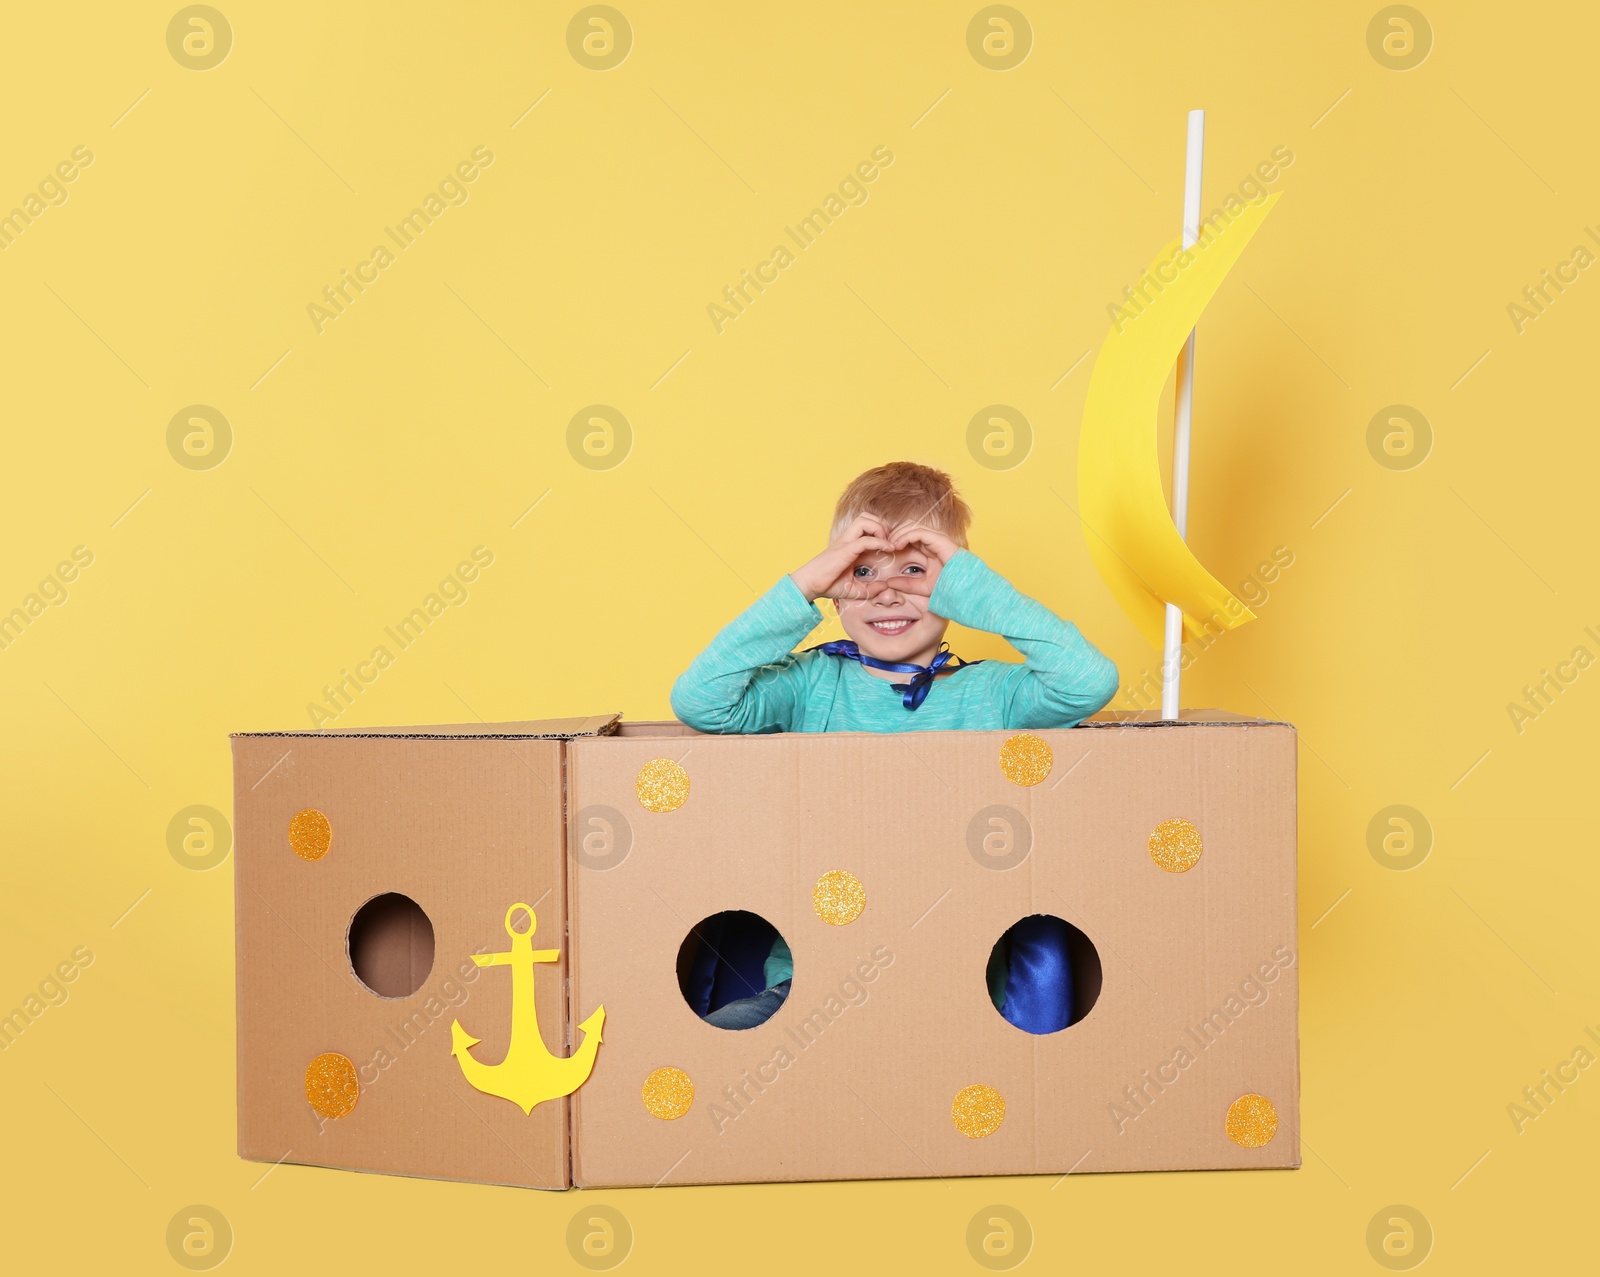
(790, 514), (896, 603)
(891, 523), (962, 568)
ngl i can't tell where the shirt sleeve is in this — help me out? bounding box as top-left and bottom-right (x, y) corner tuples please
(929, 549), (1120, 729)
(763, 936), (794, 988)
(669, 575), (823, 734)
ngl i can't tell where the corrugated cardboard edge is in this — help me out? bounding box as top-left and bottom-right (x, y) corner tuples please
(1284, 723), (1303, 1170)
(612, 710), (1289, 736)
(230, 735), (247, 1181)
(1083, 709), (1287, 726)
(229, 713), (623, 740)
(565, 759), (580, 1191)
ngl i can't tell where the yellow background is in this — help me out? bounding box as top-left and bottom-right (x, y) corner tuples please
(1, 0), (1592, 1271)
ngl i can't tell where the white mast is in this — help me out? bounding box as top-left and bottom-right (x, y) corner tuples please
(1161, 110), (1205, 721)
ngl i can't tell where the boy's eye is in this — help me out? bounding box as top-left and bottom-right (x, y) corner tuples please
(853, 565), (874, 579)
(903, 564), (924, 575)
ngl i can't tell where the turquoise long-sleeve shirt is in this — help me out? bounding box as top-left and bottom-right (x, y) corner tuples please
(671, 548), (1119, 736)
(670, 548), (1119, 991)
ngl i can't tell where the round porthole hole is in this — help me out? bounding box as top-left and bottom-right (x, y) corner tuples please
(348, 892), (435, 998)
(676, 909), (791, 1030)
(984, 913), (1101, 1034)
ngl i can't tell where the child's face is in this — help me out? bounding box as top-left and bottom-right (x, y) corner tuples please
(835, 536), (951, 665)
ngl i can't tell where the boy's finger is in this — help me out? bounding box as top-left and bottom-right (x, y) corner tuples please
(875, 579), (932, 599)
(827, 576), (890, 603)
(892, 525), (953, 560)
(821, 572), (869, 599)
(827, 542), (892, 573)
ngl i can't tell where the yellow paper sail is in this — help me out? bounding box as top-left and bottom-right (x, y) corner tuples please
(1078, 193), (1280, 650)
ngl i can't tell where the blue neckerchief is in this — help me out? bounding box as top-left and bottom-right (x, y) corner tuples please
(807, 640), (982, 710)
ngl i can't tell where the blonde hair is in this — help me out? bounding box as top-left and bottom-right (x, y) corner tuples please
(830, 461), (972, 547)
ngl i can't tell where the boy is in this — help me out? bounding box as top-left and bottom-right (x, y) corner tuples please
(670, 462), (1119, 1031)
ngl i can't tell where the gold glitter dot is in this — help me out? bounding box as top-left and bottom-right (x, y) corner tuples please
(813, 869), (866, 926)
(288, 808), (332, 861)
(998, 733), (1052, 787)
(305, 1052), (359, 1119)
(951, 1083), (1006, 1138)
(635, 759), (690, 813)
(1225, 1093), (1278, 1147)
(641, 1066), (694, 1120)
(1148, 818), (1203, 872)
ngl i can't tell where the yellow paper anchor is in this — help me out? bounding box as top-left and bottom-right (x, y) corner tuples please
(450, 902), (605, 1114)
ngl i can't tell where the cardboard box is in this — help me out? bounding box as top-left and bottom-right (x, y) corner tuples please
(232, 712), (1298, 1189)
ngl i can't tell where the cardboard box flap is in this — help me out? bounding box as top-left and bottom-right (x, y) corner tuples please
(231, 713), (621, 740)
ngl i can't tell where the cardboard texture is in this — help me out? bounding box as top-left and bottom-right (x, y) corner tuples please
(233, 713), (1298, 1190)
